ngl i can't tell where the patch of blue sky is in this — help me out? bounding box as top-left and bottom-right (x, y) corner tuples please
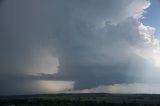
(141, 0), (160, 38)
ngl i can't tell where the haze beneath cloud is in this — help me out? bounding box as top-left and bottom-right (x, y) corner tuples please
(0, 0), (160, 95)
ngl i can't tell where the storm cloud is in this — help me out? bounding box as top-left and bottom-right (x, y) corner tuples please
(0, 0), (160, 95)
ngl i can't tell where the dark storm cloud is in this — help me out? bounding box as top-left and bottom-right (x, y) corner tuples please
(0, 0), (3, 5)
(0, 0), (156, 95)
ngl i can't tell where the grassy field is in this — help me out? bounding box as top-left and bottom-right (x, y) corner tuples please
(1, 93), (160, 106)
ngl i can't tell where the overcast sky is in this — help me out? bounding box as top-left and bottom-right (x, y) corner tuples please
(0, 0), (160, 95)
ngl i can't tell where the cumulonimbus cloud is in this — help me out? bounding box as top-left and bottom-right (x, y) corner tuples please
(0, 0), (160, 95)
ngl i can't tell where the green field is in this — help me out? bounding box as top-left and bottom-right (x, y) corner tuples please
(1, 93), (160, 106)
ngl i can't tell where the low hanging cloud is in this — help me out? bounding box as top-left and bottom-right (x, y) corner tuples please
(0, 0), (160, 95)
(73, 83), (160, 94)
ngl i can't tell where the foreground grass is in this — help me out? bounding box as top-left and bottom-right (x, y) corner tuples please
(1, 93), (160, 106)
